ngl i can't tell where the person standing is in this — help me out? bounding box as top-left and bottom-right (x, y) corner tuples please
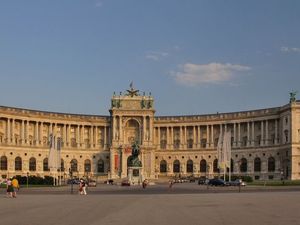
(11, 177), (19, 198)
(6, 178), (13, 198)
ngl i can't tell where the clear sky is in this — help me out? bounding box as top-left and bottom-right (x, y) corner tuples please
(0, 0), (299, 116)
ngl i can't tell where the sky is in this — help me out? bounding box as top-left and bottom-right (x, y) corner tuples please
(0, 0), (299, 116)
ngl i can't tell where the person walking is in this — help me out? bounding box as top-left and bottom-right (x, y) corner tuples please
(168, 179), (174, 190)
(6, 178), (13, 198)
(79, 179), (87, 195)
(11, 177), (19, 198)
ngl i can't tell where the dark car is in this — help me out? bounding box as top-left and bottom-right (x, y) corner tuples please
(67, 178), (80, 185)
(227, 179), (246, 186)
(198, 177), (208, 185)
(87, 180), (97, 187)
(208, 179), (227, 186)
(121, 179), (130, 186)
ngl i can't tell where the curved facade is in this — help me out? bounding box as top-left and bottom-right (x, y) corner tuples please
(1, 87), (300, 181)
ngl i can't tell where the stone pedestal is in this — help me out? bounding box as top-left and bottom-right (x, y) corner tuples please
(128, 167), (143, 185)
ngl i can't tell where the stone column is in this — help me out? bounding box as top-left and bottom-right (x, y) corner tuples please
(180, 126), (183, 149)
(7, 118), (11, 143)
(260, 121), (264, 146)
(81, 125), (84, 147)
(90, 126), (94, 148)
(67, 124), (71, 147)
(247, 122), (250, 147)
(251, 121), (255, 146)
(35, 121), (39, 145)
(25, 121), (29, 144)
(77, 125), (80, 147)
(119, 116), (123, 141)
(206, 125), (209, 148)
(193, 126), (196, 148)
(265, 120), (269, 146)
(143, 116), (146, 142)
(184, 126), (187, 148)
(171, 126), (174, 149)
(275, 119), (278, 145)
(238, 123), (241, 147)
(149, 117), (153, 142)
(211, 125), (214, 148)
(11, 119), (15, 143)
(39, 122), (43, 145)
(157, 127), (161, 149)
(166, 126), (170, 148)
(104, 126), (107, 148)
(233, 123), (236, 147)
(63, 124), (67, 147)
(21, 120), (25, 144)
(197, 126), (201, 148)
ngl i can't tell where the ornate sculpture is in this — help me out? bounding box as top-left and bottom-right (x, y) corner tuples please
(127, 142), (142, 167)
(289, 91), (298, 103)
(126, 82), (139, 97)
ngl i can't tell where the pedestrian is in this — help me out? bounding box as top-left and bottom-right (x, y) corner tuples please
(168, 179), (174, 190)
(142, 179), (148, 189)
(11, 177), (20, 198)
(79, 179), (87, 195)
(6, 178), (13, 198)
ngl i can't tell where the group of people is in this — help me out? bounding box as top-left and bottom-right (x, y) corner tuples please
(6, 177), (20, 198)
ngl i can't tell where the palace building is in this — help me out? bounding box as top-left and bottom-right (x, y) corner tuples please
(0, 86), (300, 181)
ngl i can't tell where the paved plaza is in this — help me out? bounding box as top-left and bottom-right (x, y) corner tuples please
(1, 183), (300, 225)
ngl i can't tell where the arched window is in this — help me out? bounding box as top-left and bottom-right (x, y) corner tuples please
(0, 156), (7, 170)
(254, 157), (261, 172)
(200, 159), (207, 173)
(160, 160), (167, 173)
(70, 159), (78, 172)
(268, 157), (275, 172)
(240, 158), (247, 173)
(186, 160), (193, 173)
(61, 159), (65, 171)
(29, 157), (36, 171)
(84, 159), (91, 172)
(43, 158), (49, 171)
(97, 159), (104, 173)
(213, 159), (219, 173)
(173, 160), (180, 173)
(15, 157), (22, 171)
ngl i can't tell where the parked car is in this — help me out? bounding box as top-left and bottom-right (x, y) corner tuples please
(198, 177), (208, 185)
(87, 180), (97, 187)
(121, 179), (130, 186)
(207, 179), (227, 186)
(67, 178), (80, 185)
(228, 179), (246, 186)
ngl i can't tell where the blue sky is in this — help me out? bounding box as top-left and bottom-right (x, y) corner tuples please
(0, 0), (299, 116)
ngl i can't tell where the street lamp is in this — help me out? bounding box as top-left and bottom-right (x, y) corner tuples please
(69, 166), (73, 194)
(26, 172), (29, 188)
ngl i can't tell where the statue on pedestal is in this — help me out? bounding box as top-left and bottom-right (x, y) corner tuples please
(127, 142), (142, 167)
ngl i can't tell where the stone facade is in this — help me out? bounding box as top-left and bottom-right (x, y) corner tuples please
(1, 87), (300, 181)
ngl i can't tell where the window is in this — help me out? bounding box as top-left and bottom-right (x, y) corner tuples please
(70, 159), (78, 172)
(187, 139), (193, 149)
(160, 160), (167, 173)
(201, 139), (207, 148)
(173, 160), (180, 173)
(43, 158), (49, 171)
(200, 159), (207, 173)
(60, 159), (64, 171)
(254, 157), (261, 172)
(186, 160), (193, 173)
(174, 139), (180, 149)
(0, 156), (7, 170)
(15, 157), (22, 171)
(268, 157), (275, 172)
(97, 159), (104, 173)
(160, 140), (167, 149)
(71, 138), (77, 147)
(29, 157), (36, 171)
(84, 159), (91, 172)
(213, 159), (219, 173)
(240, 158), (247, 172)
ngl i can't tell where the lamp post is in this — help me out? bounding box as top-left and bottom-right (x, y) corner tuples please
(69, 167), (73, 194)
(26, 172), (29, 188)
(206, 164), (210, 189)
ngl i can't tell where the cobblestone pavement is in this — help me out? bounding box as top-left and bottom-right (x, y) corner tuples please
(1, 183), (300, 225)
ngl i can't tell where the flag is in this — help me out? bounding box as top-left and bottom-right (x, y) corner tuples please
(57, 137), (62, 171)
(217, 132), (224, 169)
(223, 131), (232, 168)
(48, 134), (57, 170)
